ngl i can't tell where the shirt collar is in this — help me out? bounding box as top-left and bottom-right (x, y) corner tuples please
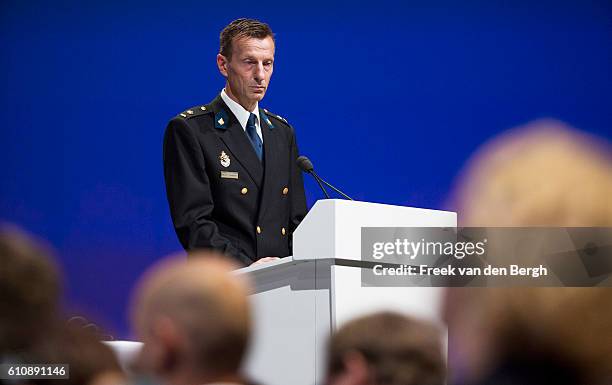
(220, 88), (260, 129)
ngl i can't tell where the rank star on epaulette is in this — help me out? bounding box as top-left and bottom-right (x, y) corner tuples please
(219, 151), (230, 167)
(178, 104), (211, 120)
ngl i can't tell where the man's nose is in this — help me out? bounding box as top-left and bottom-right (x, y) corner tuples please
(254, 62), (265, 83)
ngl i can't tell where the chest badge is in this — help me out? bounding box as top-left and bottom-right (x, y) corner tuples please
(219, 151), (231, 168)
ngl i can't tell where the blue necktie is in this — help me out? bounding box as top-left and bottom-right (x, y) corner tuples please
(246, 113), (263, 161)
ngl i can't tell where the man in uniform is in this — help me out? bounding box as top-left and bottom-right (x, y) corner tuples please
(163, 18), (308, 266)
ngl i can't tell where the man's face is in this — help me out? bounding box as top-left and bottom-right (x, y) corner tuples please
(217, 36), (275, 109)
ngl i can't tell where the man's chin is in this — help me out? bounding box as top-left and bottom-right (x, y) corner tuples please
(249, 91), (266, 101)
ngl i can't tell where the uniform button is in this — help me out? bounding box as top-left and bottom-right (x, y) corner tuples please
(256, 226), (261, 234)
(241, 187), (248, 195)
(281, 227), (286, 236)
(282, 187), (289, 195)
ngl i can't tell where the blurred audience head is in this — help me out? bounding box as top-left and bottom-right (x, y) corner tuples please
(451, 119), (612, 226)
(326, 311), (445, 385)
(475, 288), (612, 384)
(131, 252), (251, 385)
(23, 322), (124, 385)
(446, 120), (612, 385)
(0, 225), (62, 354)
(0, 225), (124, 385)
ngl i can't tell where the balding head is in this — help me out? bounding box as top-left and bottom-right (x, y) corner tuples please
(132, 253), (251, 383)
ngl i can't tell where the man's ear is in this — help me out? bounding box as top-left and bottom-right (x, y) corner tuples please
(217, 53), (229, 77)
(153, 316), (183, 373)
(329, 351), (370, 385)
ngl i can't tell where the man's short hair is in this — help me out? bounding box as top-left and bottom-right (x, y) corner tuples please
(219, 18), (274, 59)
(132, 254), (251, 378)
(327, 312), (445, 385)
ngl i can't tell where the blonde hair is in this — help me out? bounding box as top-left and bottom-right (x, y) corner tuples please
(452, 120), (612, 226)
(445, 120), (612, 383)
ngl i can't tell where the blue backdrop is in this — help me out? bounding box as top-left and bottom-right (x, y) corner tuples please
(1, 0), (611, 338)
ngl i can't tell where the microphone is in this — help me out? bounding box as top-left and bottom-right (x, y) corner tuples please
(296, 156), (314, 172)
(296, 156), (353, 200)
(297, 156), (330, 198)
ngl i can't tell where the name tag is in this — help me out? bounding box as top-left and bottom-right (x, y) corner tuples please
(221, 171), (239, 179)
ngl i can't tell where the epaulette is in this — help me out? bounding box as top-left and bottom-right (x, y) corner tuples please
(177, 104), (212, 119)
(262, 108), (289, 125)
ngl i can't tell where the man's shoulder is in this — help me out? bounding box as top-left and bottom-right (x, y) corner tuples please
(261, 108), (297, 138)
(262, 108), (290, 126)
(165, 102), (217, 140)
(173, 103), (214, 121)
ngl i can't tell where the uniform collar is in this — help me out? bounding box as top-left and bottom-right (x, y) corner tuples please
(220, 88), (260, 129)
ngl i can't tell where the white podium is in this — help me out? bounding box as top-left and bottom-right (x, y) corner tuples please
(237, 200), (456, 385)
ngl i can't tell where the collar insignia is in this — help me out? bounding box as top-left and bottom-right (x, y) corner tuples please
(215, 110), (229, 130)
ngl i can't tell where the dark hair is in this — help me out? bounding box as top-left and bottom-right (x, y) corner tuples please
(327, 312), (445, 385)
(20, 323), (122, 385)
(219, 18), (274, 59)
(0, 226), (61, 353)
